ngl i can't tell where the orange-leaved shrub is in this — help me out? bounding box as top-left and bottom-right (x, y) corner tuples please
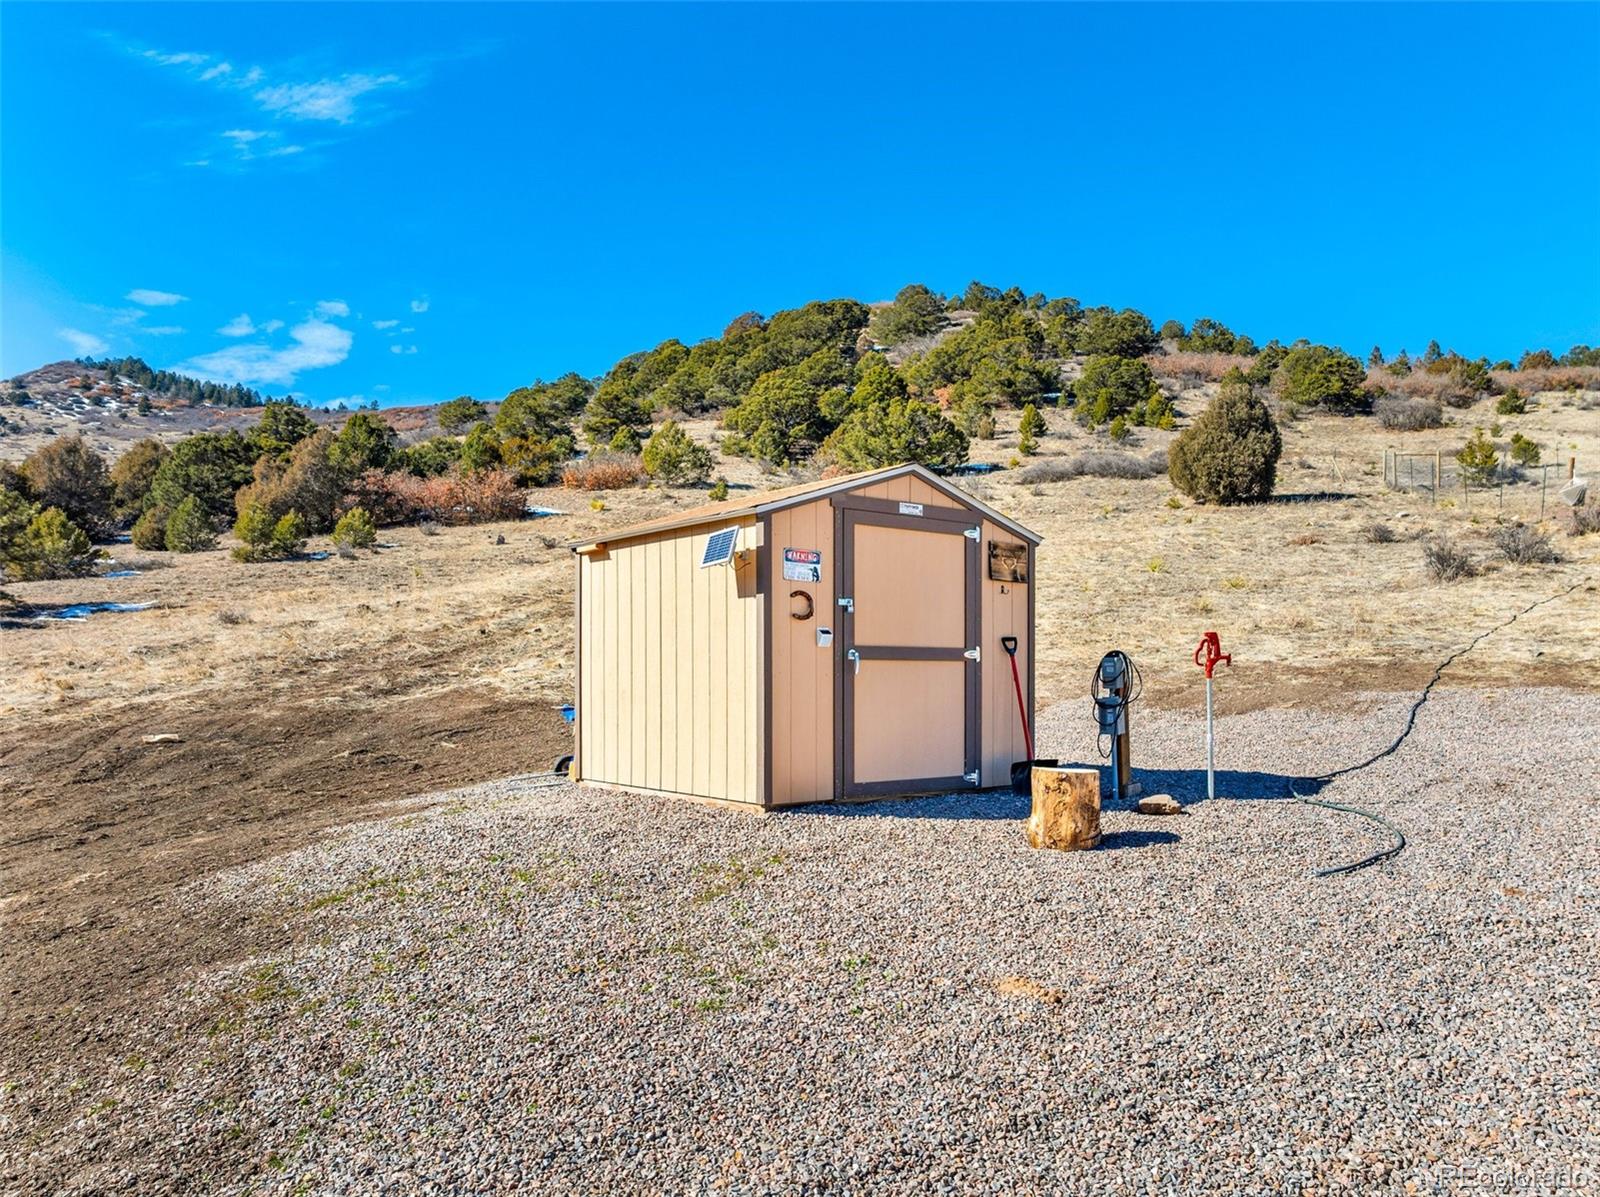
(340, 467), (525, 526)
(560, 452), (644, 491)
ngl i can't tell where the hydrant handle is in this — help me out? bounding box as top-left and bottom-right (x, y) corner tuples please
(1194, 631), (1231, 680)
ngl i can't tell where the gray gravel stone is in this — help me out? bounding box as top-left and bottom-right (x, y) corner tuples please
(8, 687), (1598, 1196)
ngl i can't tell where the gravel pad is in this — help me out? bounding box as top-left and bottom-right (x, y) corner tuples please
(10, 687), (1599, 1196)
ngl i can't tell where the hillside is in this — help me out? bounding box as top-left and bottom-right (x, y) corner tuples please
(0, 360), (451, 462)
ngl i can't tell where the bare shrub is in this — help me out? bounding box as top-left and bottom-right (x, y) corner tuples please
(1015, 450), (1166, 484)
(1491, 522), (1559, 565)
(1490, 365), (1600, 394)
(1421, 536), (1476, 582)
(1374, 396), (1444, 431)
(1147, 351), (1254, 384)
(1368, 369), (1472, 407)
(1287, 533), (1323, 546)
(1560, 502), (1598, 536)
(561, 452), (645, 491)
(216, 609), (248, 626)
(1362, 521), (1398, 544)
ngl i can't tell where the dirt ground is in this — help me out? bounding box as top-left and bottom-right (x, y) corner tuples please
(2, 386), (1597, 1182)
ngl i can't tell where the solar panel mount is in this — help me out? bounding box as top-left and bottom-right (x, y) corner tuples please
(700, 527), (739, 568)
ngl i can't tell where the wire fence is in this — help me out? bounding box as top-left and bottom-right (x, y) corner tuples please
(1383, 445), (1581, 518)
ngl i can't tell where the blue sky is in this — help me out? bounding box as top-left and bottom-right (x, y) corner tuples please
(3, 2), (1597, 407)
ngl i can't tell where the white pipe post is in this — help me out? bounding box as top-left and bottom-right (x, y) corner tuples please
(1205, 676), (1216, 800)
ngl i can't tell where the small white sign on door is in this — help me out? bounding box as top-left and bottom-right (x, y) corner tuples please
(783, 547), (822, 583)
(898, 501), (923, 516)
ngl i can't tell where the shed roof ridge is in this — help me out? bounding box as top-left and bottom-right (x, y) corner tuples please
(569, 462), (1041, 550)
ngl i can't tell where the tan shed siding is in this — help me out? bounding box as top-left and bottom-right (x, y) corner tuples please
(980, 518), (1032, 786)
(767, 497), (835, 806)
(577, 525), (760, 804)
(856, 474), (950, 507)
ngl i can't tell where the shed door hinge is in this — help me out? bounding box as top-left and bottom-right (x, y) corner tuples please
(963, 646), (980, 661)
(964, 526), (981, 540)
(963, 769), (981, 785)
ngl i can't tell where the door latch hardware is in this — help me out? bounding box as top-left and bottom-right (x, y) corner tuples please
(837, 596), (854, 613)
(963, 646), (980, 661)
(846, 648), (861, 675)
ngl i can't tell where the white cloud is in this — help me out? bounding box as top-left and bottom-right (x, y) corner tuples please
(213, 127), (308, 164)
(126, 288), (186, 306)
(217, 314), (285, 337)
(372, 319), (399, 330)
(145, 49), (207, 67)
(133, 43), (414, 167)
(254, 73), (402, 124)
(389, 344), (418, 356)
(145, 325), (185, 336)
(179, 316), (353, 386)
(315, 299), (350, 318)
(373, 383), (390, 392)
(409, 298), (429, 313)
(59, 328), (110, 356)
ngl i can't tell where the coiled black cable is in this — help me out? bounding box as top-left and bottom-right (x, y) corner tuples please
(1090, 650), (1142, 760)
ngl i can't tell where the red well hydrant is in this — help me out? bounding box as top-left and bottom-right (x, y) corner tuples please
(1193, 632), (1231, 800)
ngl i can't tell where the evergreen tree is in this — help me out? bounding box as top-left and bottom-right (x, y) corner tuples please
(641, 420), (714, 484)
(1167, 371), (1282, 505)
(164, 494), (217, 552)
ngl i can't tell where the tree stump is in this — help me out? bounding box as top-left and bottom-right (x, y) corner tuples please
(1026, 767), (1101, 851)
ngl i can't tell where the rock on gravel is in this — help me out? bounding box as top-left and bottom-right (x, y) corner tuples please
(1135, 793), (1184, 816)
(6, 687), (1599, 1196)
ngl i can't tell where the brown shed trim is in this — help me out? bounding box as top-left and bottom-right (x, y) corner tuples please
(572, 550), (583, 782)
(759, 511), (773, 808)
(835, 504), (981, 799)
(1027, 541), (1036, 748)
(830, 494), (974, 525)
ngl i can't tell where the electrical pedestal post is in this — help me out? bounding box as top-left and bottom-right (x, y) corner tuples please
(1094, 652), (1141, 803)
(1193, 632), (1231, 800)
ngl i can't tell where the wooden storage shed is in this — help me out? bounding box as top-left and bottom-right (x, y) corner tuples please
(570, 463), (1041, 809)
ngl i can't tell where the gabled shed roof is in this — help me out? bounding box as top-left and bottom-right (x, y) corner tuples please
(570, 463), (1042, 551)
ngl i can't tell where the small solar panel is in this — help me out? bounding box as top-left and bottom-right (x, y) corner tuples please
(700, 527), (738, 568)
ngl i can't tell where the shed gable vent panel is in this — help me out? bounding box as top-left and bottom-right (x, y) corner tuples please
(699, 527), (739, 568)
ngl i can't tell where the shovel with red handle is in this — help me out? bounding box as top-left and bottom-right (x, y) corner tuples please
(1193, 631), (1231, 800)
(1002, 636), (1056, 795)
